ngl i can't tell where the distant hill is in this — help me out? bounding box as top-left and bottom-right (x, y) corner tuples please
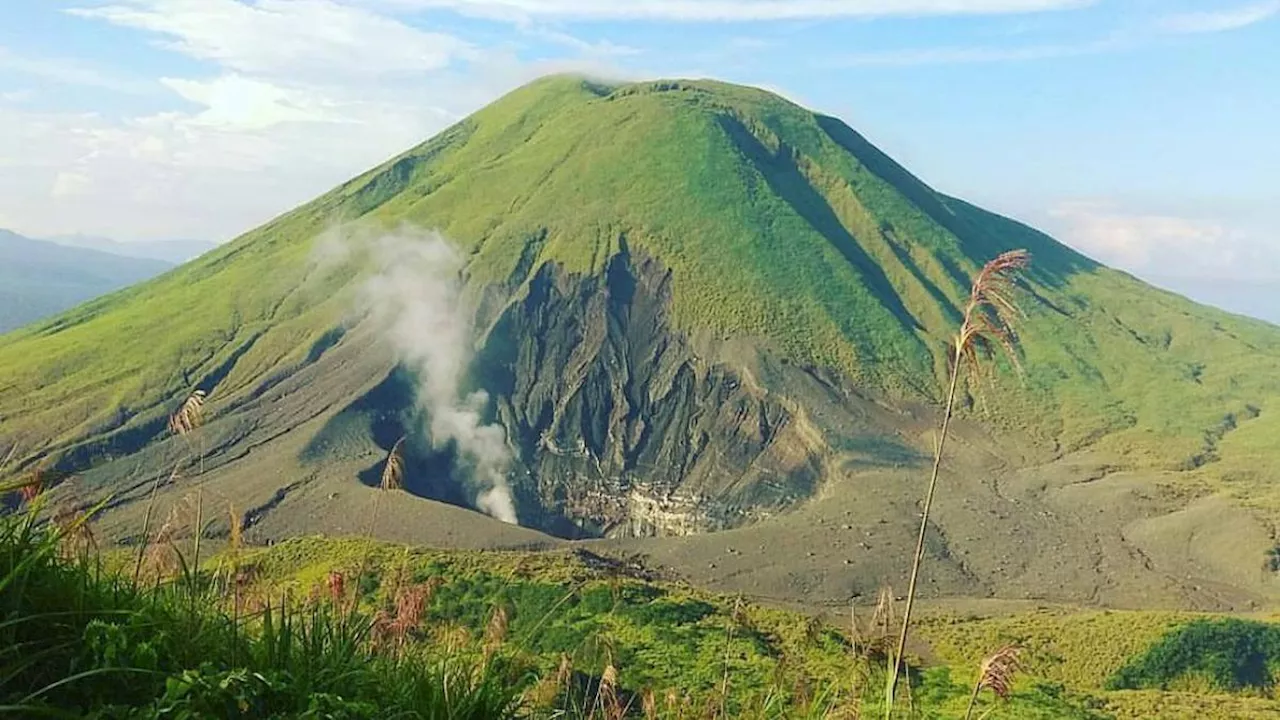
(44, 234), (217, 264)
(0, 230), (173, 334)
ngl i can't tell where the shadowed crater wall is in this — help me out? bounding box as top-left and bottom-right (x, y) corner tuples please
(477, 249), (826, 538)
(303, 251), (833, 539)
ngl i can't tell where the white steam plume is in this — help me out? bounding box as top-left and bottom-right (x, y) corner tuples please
(353, 226), (518, 525)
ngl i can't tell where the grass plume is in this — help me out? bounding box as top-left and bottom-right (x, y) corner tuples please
(167, 389), (207, 437)
(135, 389), (208, 586)
(886, 249), (1031, 717)
(381, 436), (407, 492)
(964, 645), (1022, 720)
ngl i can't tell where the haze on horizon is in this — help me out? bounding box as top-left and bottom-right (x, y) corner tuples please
(0, 0), (1276, 322)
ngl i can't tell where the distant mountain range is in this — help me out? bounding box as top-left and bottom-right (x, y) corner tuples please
(0, 229), (202, 334)
(43, 234), (217, 265)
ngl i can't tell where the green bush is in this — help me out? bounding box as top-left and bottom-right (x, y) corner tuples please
(1107, 619), (1280, 694)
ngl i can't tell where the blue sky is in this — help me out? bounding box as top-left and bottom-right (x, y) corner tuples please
(0, 0), (1277, 320)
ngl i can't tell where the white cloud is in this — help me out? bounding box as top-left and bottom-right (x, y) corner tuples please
(0, 88), (465, 240)
(1042, 199), (1280, 322)
(1046, 200), (1278, 281)
(1049, 200), (1230, 269)
(375, 0), (1096, 21)
(51, 171), (92, 198)
(0, 0), (514, 241)
(0, 40), (623, 241)
(161, 75), (340, 129)
(531, 27), (643, 57)
(0, 0), (1101, 244)
(69, 0), (473, 79)
(1159, 1), (1280, 34)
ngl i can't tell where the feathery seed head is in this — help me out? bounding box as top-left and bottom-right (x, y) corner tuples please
(169, 390), (207, 437)
(600, 662), (622, 720)
(17, 464), (69, 505)
(227, 503), (243, 552)
(556, 653), (573, 688)
(52, 501), (98, 560)
(975, 645), (1022, 701)
(327, 570), (346, 605)
(954, 249), (1032, 377)
(484, 604), (510, 655)
(393, 582), (432, 638)
(140, 503), (185, 579)
(381, 436), (407, 491)
(18, 476), (42, 505)
(371, 608), (396, 650)
(642, 689), (657, 720)
(871, 585), (896, 636)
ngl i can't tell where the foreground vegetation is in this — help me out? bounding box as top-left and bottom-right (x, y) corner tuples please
(2, 506), (524, 718)
(918, 611), (1280, 719)
(2, 480), (1121, 719)
(6, 480), (1280, 718)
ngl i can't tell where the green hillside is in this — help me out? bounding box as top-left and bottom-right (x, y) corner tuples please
(4, 76), (1277, 465)
(4, 75), (1280, 608)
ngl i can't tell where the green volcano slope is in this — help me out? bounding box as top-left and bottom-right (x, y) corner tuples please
(3, 76), (1280, 609)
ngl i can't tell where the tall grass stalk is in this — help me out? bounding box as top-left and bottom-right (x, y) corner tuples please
(132, 466), (176, 585)
(885, 249), (1031, 718)
(133, 390), (207, 586)
(0, 442), (18, 476)
(349, 435), (409, 625)
(369, 435), (406, 537)
(172, 391), (208, 576)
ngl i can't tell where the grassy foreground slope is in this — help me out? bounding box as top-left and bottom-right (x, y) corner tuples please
(0, 500), (1137, 719)
(9, 490), (1280, 720)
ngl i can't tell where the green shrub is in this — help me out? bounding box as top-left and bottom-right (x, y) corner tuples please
(1108, 619), (1280, 694)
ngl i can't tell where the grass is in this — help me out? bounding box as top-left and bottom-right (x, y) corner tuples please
(887, 249), (1032, 716)
(1, 482), (1121, 719)
(6, 467), (1280, 719)
(916, 609), (1191, 692)
(915, 608), (1280, 718)
(1, 494), (526, 718)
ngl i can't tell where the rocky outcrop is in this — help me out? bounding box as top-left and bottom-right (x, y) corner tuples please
(479, 249), (826, 538)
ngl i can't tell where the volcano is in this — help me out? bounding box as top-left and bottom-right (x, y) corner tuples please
(4, 76), (1279, 610)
